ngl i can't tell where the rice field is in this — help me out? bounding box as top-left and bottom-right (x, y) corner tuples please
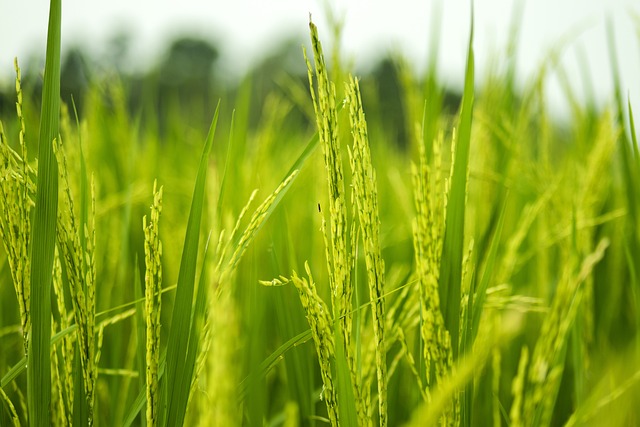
(1, 0), (640, 426)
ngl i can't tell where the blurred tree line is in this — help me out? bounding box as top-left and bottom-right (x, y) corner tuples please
(0, 33), (462, 150)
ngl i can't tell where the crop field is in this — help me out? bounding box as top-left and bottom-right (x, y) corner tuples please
(1, 0), (640, 426)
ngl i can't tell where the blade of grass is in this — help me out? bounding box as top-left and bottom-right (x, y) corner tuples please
(162, 102), (219, 427)
(438, 7), (475, 360)
(176, 232), (211, 421)
(28, 0), (62, 425)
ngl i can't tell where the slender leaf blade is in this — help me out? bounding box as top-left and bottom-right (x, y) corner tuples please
(163, 103), (219, 427)
(167, 234), (212, 427)
(28, 0), (62, 424)
(438, 13), (475, 359)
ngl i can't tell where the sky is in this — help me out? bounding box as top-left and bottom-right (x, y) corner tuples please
(1, 0), (639, 117)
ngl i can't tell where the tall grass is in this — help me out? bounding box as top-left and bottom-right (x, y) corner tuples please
(1, 0), (640, 426)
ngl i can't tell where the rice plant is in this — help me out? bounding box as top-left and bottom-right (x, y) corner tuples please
(1, 0), (640, 426)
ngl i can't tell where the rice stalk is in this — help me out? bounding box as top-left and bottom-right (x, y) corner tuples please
(509, 346), (529, 427)
(304, 17), (365, 426)
(520, 238), (609, 426)
(568, 112), (617, 405)
(226, 170), (299, 277)
(346, 75), (387, 426)
(195, 168), (303, 423)
(406, 314), (514, 427)
(394, 326), (428, 401)
(214, 190), (257, 277)
(0, 385), (20, 427)
(305, 18), (352, 350)
(290, 263), (338, 426)
(0, 58), (34, 356)
(53, 136), (97, 425)
(497, 184), (556, 285)
(143, 181), (163, 426)
(412, 133), (451, 390)
(51, 252), (73, 423)
(51, 319), (68, 426)
(384, 275), (421, 337)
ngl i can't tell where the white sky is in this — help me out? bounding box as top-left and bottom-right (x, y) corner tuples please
(1, 0), (639, 117)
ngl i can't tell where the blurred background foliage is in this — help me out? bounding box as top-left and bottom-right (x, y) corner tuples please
(0, 33), (463, 148)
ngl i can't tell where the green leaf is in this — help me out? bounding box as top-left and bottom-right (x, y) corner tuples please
(170, 232), (212, 425)
(438, 10), (474, 360)
(27, 0), (61, 425)
(162, 102), (219, 427)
